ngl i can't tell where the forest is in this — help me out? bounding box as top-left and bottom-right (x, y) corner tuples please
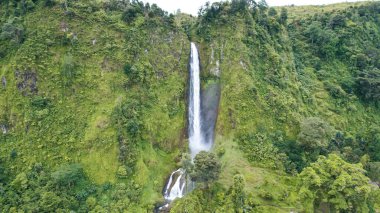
(0, 0), (379, 212)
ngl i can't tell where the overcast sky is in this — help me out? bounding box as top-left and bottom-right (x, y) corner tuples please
(141, 0), (365, 15)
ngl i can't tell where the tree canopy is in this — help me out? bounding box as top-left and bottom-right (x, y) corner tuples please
(299, 154), (373, 212)
(191, 151), (221, 186)
(297, 117), (333, 151)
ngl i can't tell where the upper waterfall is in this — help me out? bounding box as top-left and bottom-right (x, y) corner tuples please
(189, 42), (211, 158)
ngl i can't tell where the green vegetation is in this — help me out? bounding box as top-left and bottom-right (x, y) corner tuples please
(296, 117), (333, 157)
(0, 0), (379, 212)
(184, 0), (380, 211)
(190, 151), (221, 187)
(299, 154), (373, 212)
(0, 0), (188, 211)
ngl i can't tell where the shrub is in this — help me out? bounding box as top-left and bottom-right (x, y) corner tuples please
(323, 81), (346, 98)
(236, 133), (280, 166)
(31, 96), (50, 109)
(191, 151), (221, 187)
(116, 166), (128, 179)
(216, 147), (226, 157)
(10, 149), (17, 159)
(367, 162), (380, 182)
(170, 194), (202, 213)
(297, 117), (333, 151)
(0, 18), (24, 44)
(356, 68), (380, 103)
(299, 154), (372, 212)
(44, 0), (56, 7)
(51, 164), (84, 187)
(122, 5), (143, 23)
(123, 64), (132, 75)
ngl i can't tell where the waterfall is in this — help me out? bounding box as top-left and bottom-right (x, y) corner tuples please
(163, 169), (185, 201)
(160, 42), (213, 208)
(189, 42), (211, 158)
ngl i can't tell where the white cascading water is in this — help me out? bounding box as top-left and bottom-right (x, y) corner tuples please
(189, 42), (210, 158)
(163, 169), (185, 201)
(162, 42), (211, 204)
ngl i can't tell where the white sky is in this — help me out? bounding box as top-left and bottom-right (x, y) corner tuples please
(141, 0), (366, 15)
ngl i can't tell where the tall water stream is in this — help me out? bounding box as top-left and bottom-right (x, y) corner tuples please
(158, 42), (219, 210)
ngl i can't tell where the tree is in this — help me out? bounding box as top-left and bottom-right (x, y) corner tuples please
(0, 159), (7, 182)
(354, 53), (368, 69)
(356, 68), (380, 103)
(44, 0), (56, 7)
(304, 21), (338, 58)
(180, 153), (194, 173)
(304, 21), (323, 45)
(123, 63), (133, 78)
(122, 4), (143, 23)
(257, 0), (268, 12)
(51, 164), (84, 187)
(329, 14), (346, 29)
(367, 162), (380, 183)
(230, 174), (246, 212)
(11, 172), (28, 191)
(170, 194), (202, 213)
(297, 117), (333, 151)
(268, 8), (277, 17)
(116, 166), (128, 179)
(0, 17), (24, 44)
(38, 191), (62, 212)
(124, 61), (153, 84)
(103, 0), (128, 11)
(299, 154), (372, 212)
(231, 0), (249, 13)
(191, 151), (221, 187)
(25, 0), (35, 11)
(367, 126), (380, 161)
(279, 8), (288, 24)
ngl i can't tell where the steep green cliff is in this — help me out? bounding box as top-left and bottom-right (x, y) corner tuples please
(0, 1), (189, 211)
(174, 1), (380, 212)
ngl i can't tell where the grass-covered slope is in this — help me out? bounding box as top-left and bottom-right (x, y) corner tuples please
(0, 0), (189, 211)
(279, 1), (369, 21)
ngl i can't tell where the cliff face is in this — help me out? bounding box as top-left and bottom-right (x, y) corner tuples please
(0, 1), (190, 211)
(187, 1), (380, 211)
(197, 2), (380, 138)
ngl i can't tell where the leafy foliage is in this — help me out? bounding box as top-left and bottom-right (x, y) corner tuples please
(122, 4), (143, 23)
(356, 68), (380, 103)
(297, 117), (333, 151)
(197, 1), (380, 211)
(299, 154), (373, 212)
(191, 151), (221, 186)
(236, 133), (282, 168)
(0, 18), (24, 44)
(51, 164), (84, 187)
(170, 193), (203, 213)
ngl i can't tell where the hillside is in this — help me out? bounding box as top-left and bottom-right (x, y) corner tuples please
(278, 1), (370, 21)
(1, 0), (380, 212)
(179, 0), (380, 212)
(0, 0), (190, 211)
